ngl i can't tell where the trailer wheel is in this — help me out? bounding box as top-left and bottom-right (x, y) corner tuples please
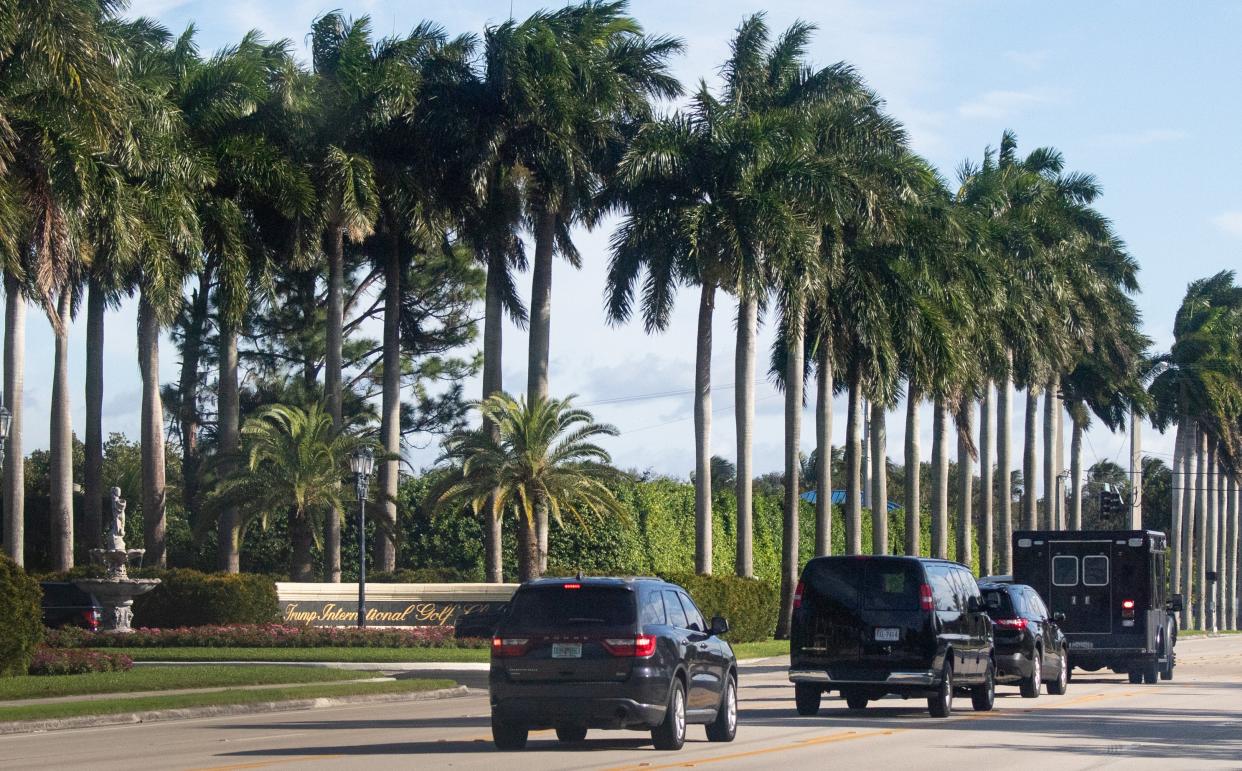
(1143, 659), (1160, 684)
(1127, 669), (1143, 684)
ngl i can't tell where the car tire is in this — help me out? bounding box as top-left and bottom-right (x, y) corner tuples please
(555, 726), (587, 743)
(844, 691), (869, 711)
(971, 662), (995, 711)
(491, 717), (528, 750)
(1020, 648), (1042, 698)
(794, 683), (821, 716)
(652, 680), (687, 751)
(1143, 660), (1160, 684)
(1127, 669), (1143, 684)
(1161, 649), (1175, 681)
(1046, 649), (1069, 695)
(928, 663), (953, 718)
(705, 674), (737, 743)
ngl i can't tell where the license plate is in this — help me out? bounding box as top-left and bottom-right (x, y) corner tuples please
(874, 628), (900, 642)
(1069, 641), (1094, 650)
(551, 643), (582, 659)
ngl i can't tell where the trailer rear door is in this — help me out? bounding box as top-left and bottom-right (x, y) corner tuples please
(1048, 540), (1112, 634)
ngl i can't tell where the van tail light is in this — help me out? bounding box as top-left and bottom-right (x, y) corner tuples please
(82, 609), (101, 631)
(602, 635), (657, 658)
(491, 637), (530, 657)
(1121, 599), (1136, 619)
(793, 580), (804, 611)
(994, 618), (1028, 630)
(919, 584), (934, 612)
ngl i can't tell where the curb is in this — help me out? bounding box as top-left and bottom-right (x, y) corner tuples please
(0, 685), (470, 735)
(134, 661), (492, 671)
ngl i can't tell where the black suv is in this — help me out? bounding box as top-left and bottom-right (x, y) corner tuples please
(978, 582), (1068, 697)
(489, 577), (737, 751)
(789, 556), (995, 718)
(40, 582), (102, 630)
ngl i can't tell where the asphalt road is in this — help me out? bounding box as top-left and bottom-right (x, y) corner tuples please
(5, 634), (1241, 770)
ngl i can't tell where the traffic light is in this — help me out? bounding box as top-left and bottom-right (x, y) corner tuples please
(1099, 485), (1124, 519)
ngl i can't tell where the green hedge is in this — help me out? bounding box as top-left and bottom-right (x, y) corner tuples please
(131, 569), (279, 628)
(0, 557), (43, 677)
(660, 573), (777, 643)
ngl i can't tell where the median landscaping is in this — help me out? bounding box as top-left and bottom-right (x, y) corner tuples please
(0, 664), (375, 701)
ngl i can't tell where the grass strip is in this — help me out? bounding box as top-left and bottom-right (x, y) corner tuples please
(114, 646), (490, 663)
(734, 639), (787, 659)
(0, 665), (368, 702)
(0, 678), (456, 723)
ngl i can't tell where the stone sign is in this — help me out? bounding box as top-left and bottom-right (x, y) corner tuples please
(276, 582), (518, 628)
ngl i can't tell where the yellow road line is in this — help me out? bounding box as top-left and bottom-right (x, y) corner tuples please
(601, 729), (898, 771)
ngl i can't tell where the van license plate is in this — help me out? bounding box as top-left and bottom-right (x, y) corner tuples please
(874, 628), (900, 642)
(1069, 641), (1093, 650)
(552, 643), (582, 659)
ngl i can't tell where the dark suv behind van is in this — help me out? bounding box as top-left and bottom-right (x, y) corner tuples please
(489, 577), (737, 751)
(789, 556), (994, 718)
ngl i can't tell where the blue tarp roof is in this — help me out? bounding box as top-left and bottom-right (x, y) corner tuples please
(800, 489), (900, 512)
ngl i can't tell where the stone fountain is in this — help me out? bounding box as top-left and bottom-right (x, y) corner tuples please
(74, 488), (161, 633)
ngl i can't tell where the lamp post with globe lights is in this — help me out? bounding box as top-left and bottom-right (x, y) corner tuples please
(0, 405), (11, 471)
(350, 446), (375, 628)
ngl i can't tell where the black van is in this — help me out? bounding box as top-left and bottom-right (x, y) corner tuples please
(789, 556), (995, 718)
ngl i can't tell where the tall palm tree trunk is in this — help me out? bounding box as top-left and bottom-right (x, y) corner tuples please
(1070, 412), (1084, 530)
(3, 274), (25, 565)
(1043, 376), (1057, 529)
(736, 293), (758, 572)
(871, 402), (887, 555)
(1182, 421), (1197, 630)
(138, 294), (166, 568)
(50, 287), (74, 571)
(217, 327), (240, 572)
(1055, 387), (1065, 528)
(997, 370), (1013, 573)
(83, 277), (105, 551)
(1023, 385), (1040, 530)
(1170, 419), (1185, 618)
(979, 383), (993, 574)
(528, 207), (557, 573)
(289, 509), (315, 582)
(375, 234), (401, 573)
(1227, 475), (1238, 630)
(325, 227), (345, 583)
(957, 396), (973, 568)
(1195, 428), (1207, 629)
(693, 282), (715, 575)
(811, 332), (829, 559)
(904, 387), (920, 555)
(176, 270), (211, 543)
(931, 399), (949, 559)
(845, 370), (863, 554)
(481, 256), (505, 583)
(1129, 407), (1142, 529)
(1207, 441), (1218, 631)
(861, 399), (870, 510)
(777, 304), (804, 639)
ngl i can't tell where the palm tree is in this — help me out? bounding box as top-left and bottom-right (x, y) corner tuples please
(213, 403), (361, 580)
(436, 393), (626, 581)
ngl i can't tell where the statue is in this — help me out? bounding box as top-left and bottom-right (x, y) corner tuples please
(79, 486), (159, 632)
(108, 487), (127, 551)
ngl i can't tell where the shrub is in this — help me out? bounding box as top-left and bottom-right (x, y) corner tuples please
(28, 647), (133, 675)
(368, 567), (478, 583)
(131, 569), (279, 628)
(0, 556), (44, 677)
(661, 572), (778, 643)
(44, 624), (485, 649)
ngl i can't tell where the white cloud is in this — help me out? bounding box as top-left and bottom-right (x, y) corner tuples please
(957, 88), (1056, 121)
(1099, 128), (1187, 147)
(1212, 211), (1242, 238)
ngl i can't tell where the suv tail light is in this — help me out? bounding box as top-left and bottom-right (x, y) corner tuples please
(82, 609), (101, 631)
(602, 635), (656, 658)
(994, 617), (1028, 630)
(919, 583), (934, 612)
(1121, 599), (1136, 619)
(793, 580), (804, 611)
(491, 637), (530, 657)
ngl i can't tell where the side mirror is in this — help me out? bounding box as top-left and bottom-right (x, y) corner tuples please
(966, 596), (984, 613)
(710, 615), (730, 637)
(1168, 594), (1184, 613)
(1053, 612), (1066, 623)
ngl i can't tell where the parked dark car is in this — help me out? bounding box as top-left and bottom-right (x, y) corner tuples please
(488, 577), (737, 751)
(789, 555), (995, 718)
(978, 581), (1068, 697)
(40, 582), (102, 630)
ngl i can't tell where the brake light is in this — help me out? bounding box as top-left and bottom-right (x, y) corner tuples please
(994, 618), (1028, 630)
(602, 635), (657, 658)
(793, 580), (804, 610)
(563, 583), (581, 590)
(82, 609), (100, 631)
(491, 637), (530, 657)
(919, 584), (934, 612)
(1121, 599), (1135, 619)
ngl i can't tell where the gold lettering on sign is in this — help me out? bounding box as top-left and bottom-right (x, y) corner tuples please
(278, 597), (505, 627)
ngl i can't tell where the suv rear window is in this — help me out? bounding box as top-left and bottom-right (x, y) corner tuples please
(505, 586), (635, 630)
(805, 559), (923, 611)
(981, 587), (1016, 617)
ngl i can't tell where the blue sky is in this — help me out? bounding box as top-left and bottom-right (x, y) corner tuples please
(24, 0), (1241, 489)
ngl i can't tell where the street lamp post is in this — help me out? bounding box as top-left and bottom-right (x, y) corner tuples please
(0, 405), (11, 471)
(350, 446), (375, 629)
